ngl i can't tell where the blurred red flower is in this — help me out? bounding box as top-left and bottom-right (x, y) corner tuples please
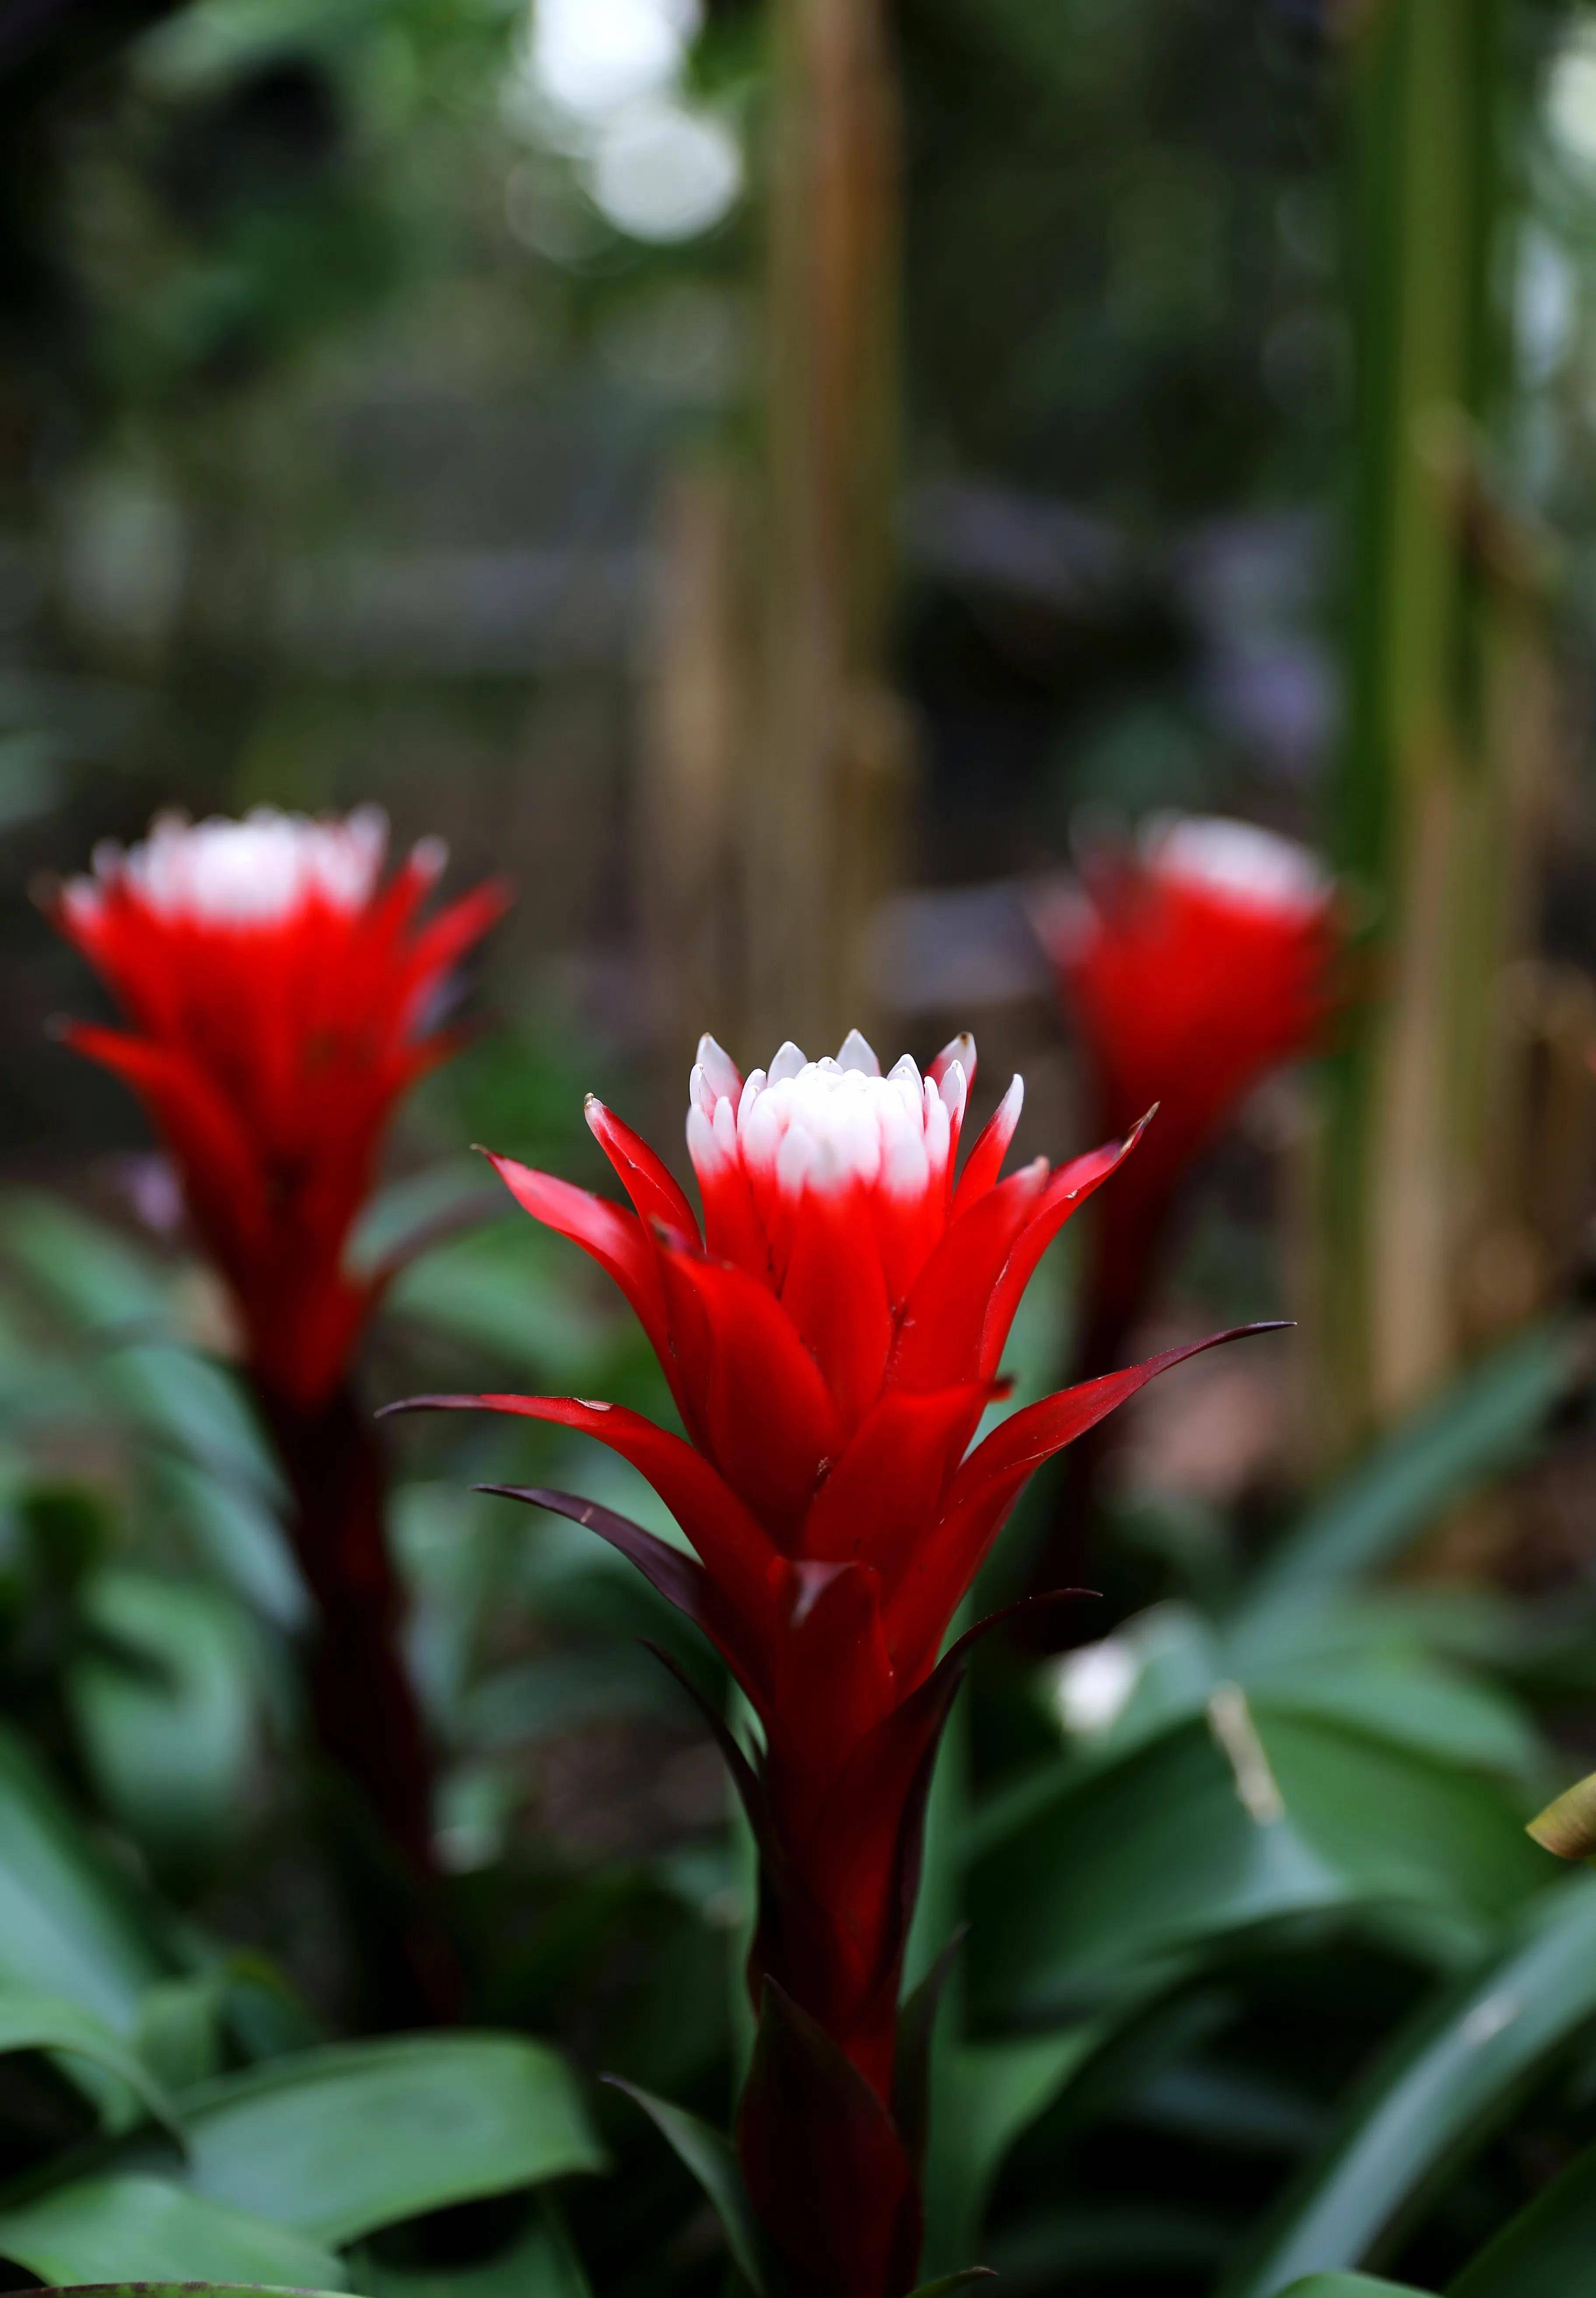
(51, 807), (505, 1994)
(1035, 813), (1340, 1371)
(395, 1027), (1272, 2293)
(52, 805), (506, 1409)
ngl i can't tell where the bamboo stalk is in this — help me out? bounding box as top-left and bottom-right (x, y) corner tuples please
(1315, 0), (1530, 1454)
(747, 0), (911, 1055)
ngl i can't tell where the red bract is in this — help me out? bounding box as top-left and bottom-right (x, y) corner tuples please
(392, 1027), (1274, 2294)
(51, 805), (506, 1410)
(1035, 814), (1340, 1366)
(50, 808), (505, 2014)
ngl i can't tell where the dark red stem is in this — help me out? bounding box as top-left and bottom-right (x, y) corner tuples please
(260, 1382), (460, 2025)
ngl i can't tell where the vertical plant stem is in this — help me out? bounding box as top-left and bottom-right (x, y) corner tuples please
(749, 0), (911, 1055)
(264, 1387), (460, 2026)
(637, 461), (751, 1074)
(1316, 0), (1515, 1455)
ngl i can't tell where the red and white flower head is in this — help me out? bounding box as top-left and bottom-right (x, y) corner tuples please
(1036, 813), (1340, 1360)
(398, 1024), (1270, 2162)
(52, 806), (506, 1409)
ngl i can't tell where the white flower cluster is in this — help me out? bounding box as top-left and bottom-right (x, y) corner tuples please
(63, 806), (430, 927)
(687, 1028), (972, 1201)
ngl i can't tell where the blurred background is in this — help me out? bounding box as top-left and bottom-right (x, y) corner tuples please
(15, 1), (1596, 2293)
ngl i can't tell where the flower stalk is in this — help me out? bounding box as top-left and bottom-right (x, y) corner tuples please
(390, 1026), (1277, 2291)
(1031, 815), (1339, 1609)
(50, 806), (506, 2020)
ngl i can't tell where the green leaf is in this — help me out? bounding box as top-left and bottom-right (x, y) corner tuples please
(1238, 1320), (1577, 1628)
(971, 1695), (1544, 2025)
(68, 1570), (261, 1870)
(1447, 2131), (1596, 2294)
(921, 2028), (1096, 2274)
(1254, 1709), (1545, 1921)
(970, 1709), (1340, 2022)
(0, 1193), (171, 1330)
(1218, 1877), (1596, 2298)
(361, 2197), (593, 2298)
(346, 1161), (504, 1280)
(167, 2035), (605, 2242)
(606, 2078), (769, 2295)
(984, 2203), (1231, 2282)
(0, 2287), (345, 2298)
(0, 2175), (343, 2287)
(388, 1225), (612, 1383)
(1272, 2282), (1431, 2296)
(906, 2275), (997, 2295)
(0, 1720), (174, 2025)
(10, 2288), (344, 2298)
(0, 1986), (182, 2139)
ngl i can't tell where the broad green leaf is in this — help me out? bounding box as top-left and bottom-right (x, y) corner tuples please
(0, 1720), (174, 2024)
(388, 1226), (612, 1383)
(1255, 1710), (1545, 1920)
(68, 1570), (260, 1868)
(969, 1709), (1343, 2023)
(1448, 2132), (1596, 2294)
(1273, 2282), (1430, 2296)
(363, 2198), (593, 2298)
(0, 2175), (342, 2288)
(1239, 1658), (1540, 1786)
(1238, 1321), (1577, 1628)
(0, 1197), (276, 1497)
(921, 2029), (1096, 2275)
(0, 2287), (345, 2298)
(0, 1193), (170, 1329)
(149, 1454), (305, 1632)
(971, 1699), (1544, 2023)
(166, 2035), (605, 2242)
(103, 1343), (279, 1497)
(607, 2078), (769, 2296)
(346, 1160), (502, 1279)
(460, 1651), (679, 1750)
(0, 1986), (181, 2138)
(1219, 1877), (1596, 2298)
(994, 1616), (1543, 1871)
(985, 2204), (1231, 2282)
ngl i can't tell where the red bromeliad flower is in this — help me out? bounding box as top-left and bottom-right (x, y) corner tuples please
(392, 1027), (1275, 2294)
(1035, 814), (1340, 1374)
(50, 808), (505, 2010)
(52, 805), (506, 1410)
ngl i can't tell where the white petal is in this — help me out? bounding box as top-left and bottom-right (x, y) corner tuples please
(689, 1063), (718, 1121)
(737, 1068), (767, 1125)
(768, 1040), (807, 1085)
(777, 1119), (817, 1195)
(933, 1031), (976, 1083)
(924, 1090), (950, 1173)
(1145, 813), (1329, 917)
(711, 1095), (737, 1157)
(409, 832), (448, 882)
(939, 1058), (969, 1124)
(991, 1072), (1024, 1136)
(696, 1032), (742, 1102)
(836, 1028), (880, 1077)
(686, 1102), (721, 1174)
(882, 1123), (930, 1200)
(741, 1088), (782, 1172)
